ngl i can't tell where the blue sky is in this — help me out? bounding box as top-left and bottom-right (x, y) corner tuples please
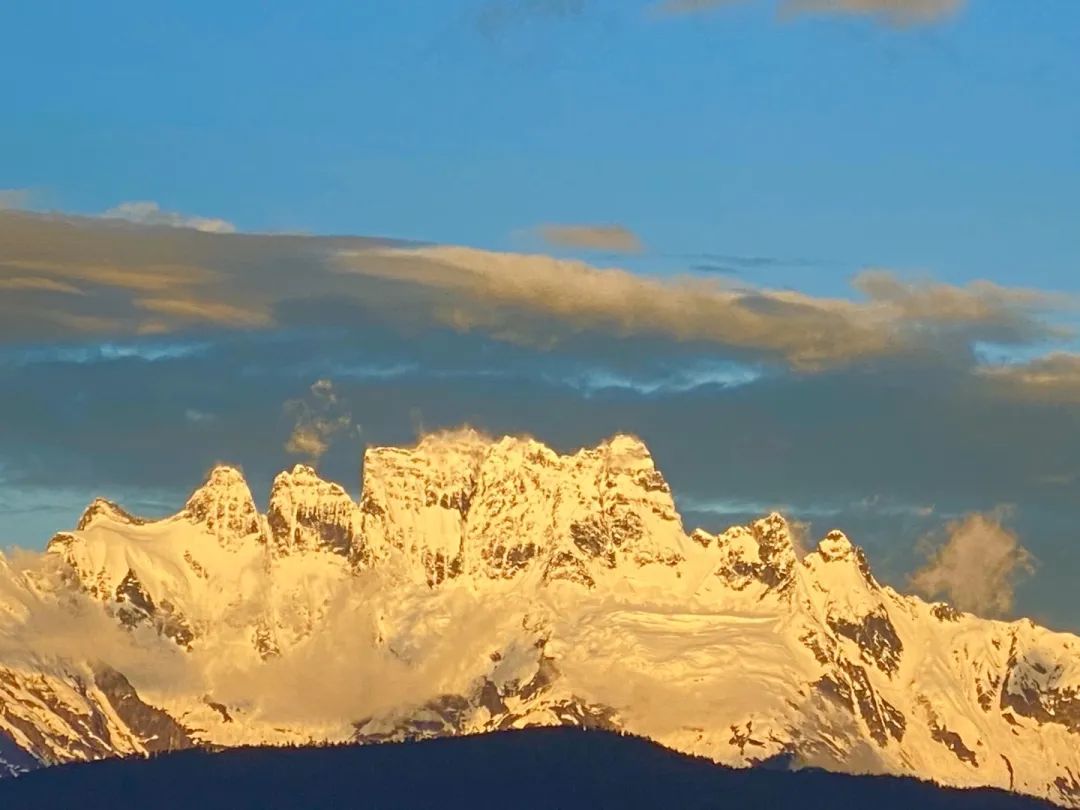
(3, 1), (1079, 292)
(2, 0), (1080, 629)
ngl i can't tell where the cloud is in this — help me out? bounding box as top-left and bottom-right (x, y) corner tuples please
(101, 201), (236, 234)
(342, 244), (1064, 369)
(779, 0), (965, 25)
(0, 550), (198, 692)
(0, 189), (32, 211)
(656, 0), (739, 14)
(536, 223), (644, 254)
(284, 380), (353, 464)
(656, 0), (965, 25)
(3, 258), (217, 293)
(910, 509), (1036, 617)
(0, 277), (84, 295)
(978, 353), (1080, 404)
(135, 296), (272, 330)
(852, 269), (1068, 345)
(1, 210), (1070, 373)
(476, 0), (587, 37)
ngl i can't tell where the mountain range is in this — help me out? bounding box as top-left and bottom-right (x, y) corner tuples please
(0, 431), (1078, 806)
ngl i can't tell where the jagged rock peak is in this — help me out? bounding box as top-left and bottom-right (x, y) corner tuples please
(399, 430), (654, 465)
(750, 512), (796, 553)
(598, 433), (651, 455)
(76, 498), (145, 531)
(198, 464), (248, 488)
(711, 512), (799, 596)
(805, 529), (878, 587)
(359, 431), (684, 587)
(181, 464), (262, 549)
(815, 530), (856, 562)
(272, 464), (347, 493)
(267, 465), (356, 557)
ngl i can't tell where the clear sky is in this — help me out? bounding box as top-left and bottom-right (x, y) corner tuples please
(2, 0), (1080, 629)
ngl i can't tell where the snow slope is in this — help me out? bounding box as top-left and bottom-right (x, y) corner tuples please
(1, 431), (1079, 806)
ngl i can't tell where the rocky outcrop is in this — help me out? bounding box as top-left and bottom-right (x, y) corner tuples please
(267, 465), (358, 557)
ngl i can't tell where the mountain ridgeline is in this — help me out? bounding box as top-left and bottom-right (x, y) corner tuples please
(0, 728), (1059, 810)
(0, 431), (1079, 807)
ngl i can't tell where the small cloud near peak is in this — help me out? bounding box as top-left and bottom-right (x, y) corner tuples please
(536, 223), (644, 254)
(910, 508), (1036, 618)
(284, 380), (353, 465)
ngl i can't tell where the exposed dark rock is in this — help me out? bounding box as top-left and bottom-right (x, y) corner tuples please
(76, 499), (146, 531)
(817, 662), (905, 746)
(92, 666), (194, 754)
(930, 723), (979, 767)
(1000, 639), (1080, 734)
(933, 604), (961, 622)
(828, 609), (904, 677)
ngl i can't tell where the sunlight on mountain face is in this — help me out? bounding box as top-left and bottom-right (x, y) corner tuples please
(0, 433), (1078, 806)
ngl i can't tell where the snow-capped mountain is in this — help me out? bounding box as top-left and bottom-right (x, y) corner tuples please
(1, 431), (1079, 807)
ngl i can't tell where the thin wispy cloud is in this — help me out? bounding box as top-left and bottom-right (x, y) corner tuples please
(0, 277), (84, 295)
(656, 0), (965, 25)
(536, 223), (644, 253)
(780, 0), (965, 25)
(0, 189), (32, 211)
(475, 0), (587, 37)
(101, 201), (236, 234)
(135, 296), (271, 331)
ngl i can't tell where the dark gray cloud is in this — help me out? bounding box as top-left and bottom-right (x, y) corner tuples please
(979, 352), (1080, 404)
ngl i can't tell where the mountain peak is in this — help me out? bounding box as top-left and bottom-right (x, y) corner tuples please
(181, 464), (261, 549)
(815, 530), (855, 562)
(804, 529), (878, 591)
(708, 512), (798, 596)
(267, 465), (355, 557)
(203, 464), (248, 486)
(601, 433), (650, 455)
(413, 427), (492, 455)
(76, 498), (145, 531)
(750, 512), (795, 552)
